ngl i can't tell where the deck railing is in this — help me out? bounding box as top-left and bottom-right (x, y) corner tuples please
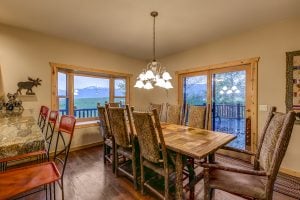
(213, 104), (245, 119)
(59, 108), (98, 118)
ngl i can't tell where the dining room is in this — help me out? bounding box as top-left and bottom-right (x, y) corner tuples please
(0, 1), (300, 200)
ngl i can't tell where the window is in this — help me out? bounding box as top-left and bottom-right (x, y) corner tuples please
(51, 63), (130, 122)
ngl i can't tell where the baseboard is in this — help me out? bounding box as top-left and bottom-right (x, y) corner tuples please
(69, 141), (103, 152)
(280, 167), (300, 178)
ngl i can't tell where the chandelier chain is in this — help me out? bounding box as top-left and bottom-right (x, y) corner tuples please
(153, 14), (156, 61)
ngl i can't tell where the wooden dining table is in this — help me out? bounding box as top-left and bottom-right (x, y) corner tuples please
(161, 123), (236, 200)
(0, 109), (45, 167)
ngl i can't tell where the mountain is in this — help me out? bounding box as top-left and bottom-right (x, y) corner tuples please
(58, 87), (125, 98)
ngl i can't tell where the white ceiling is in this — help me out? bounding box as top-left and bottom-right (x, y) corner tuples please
(0, 0), (299, 60)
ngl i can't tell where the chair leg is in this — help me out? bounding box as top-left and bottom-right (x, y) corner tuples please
(53, 182), (56, 200)
(112, 139), (116, 174)
(204, 168), (212, 200)
(103, 143), (107, 164)
(115, 144), (118, 177)
(61, 178), (64, 200)
(132, 153), (137, 190)
(164, 171), (169, 200)
(140, 157), (145, 195)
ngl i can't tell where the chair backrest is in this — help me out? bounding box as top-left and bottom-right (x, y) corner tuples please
(149, 103), (163, 119)
(44, 111), (59, 153)
(108, 107), (131, 148)
(38, 105), (49, 131)
(133, 109), (167, 164)
(97, 106), (111, 138)
(185, 104), (210, 129)
(53, 115), (76, 177)
(166, 103), (184, 125)
(255, 107), (295, 178)
(105, 101), (122, 108)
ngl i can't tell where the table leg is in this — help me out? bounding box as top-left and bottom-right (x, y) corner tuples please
(175, 153), (183, 200)
(208, 153), (215, 163)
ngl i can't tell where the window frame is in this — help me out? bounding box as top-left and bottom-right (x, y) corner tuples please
(50, 62), (131, 123)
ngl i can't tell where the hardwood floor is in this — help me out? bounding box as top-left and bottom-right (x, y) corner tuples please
(19, 146), (297, 200)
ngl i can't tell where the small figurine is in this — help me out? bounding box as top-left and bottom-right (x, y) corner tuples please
(5, 93), (23, 111)
(17, 77), (42, 95)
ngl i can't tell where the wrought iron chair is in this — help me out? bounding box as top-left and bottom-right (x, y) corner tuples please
(0, 115), (76, 200)
(44, 111), (59, 159)
(133, 109), (175, 200)
(165, 103), (184, 125)
(37, 105), (49, 132)
(107, 105), (139, 190)
(202, 107), (296, 200)
(98, 105), (115, 171)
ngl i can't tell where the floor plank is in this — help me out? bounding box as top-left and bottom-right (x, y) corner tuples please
(18, 146), (297, 200)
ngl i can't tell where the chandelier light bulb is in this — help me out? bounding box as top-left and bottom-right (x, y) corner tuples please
(144, 81), (154, 89)
(219, 90), (224, 95)
(145, 70), (155, 79)
(139, 73), (146, 81)
(134, 80), (144, 88)
(222, 86), (228, 91)
(165, 81), (173, 89)
(235, 89), (240, 94)
(162, 72), (172, 80)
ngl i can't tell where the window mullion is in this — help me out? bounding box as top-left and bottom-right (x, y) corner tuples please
(68, 72), (74, 116)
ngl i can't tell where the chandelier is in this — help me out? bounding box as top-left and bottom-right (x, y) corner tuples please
(134, 11), (173, 90)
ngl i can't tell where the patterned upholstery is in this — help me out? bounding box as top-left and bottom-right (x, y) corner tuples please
(133, 112), (161, 163)
(133, 108), (172, 199)
(149, 103), (163, 119)
(166, 103), (183, 125)
(108, 107), (130, 148)
(97, 106), (111, 138)
(186, 105), (206, 129)
(259, 113), (286, 171)
(202, 107), (296, 200)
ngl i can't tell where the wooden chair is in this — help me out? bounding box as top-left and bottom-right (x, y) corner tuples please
(37, 105), (49, 132)
(184, 104), (210, 129)
(133, 109), (174, 200)
(105, 101), (122, 108)
(97, 105), (115, 171)
(0, 115), (76, 200)
(165, 103), (184, 125)
(149, 102), (164, 120)
(107, 105), (139, 190)
(202, 107), (296, 200)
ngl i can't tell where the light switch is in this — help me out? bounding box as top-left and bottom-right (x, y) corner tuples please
(259, 105), (268, 112)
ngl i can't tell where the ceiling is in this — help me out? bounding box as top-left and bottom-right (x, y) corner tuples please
(0, 0), (299, 60)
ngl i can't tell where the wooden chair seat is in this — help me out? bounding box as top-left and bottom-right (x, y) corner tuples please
(209, 168), (265, 199)
(0, 161), (60, 199)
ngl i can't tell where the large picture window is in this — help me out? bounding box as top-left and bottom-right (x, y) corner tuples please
(51, 63), (130, 122)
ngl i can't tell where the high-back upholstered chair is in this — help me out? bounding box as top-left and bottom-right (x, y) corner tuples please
(0, 115), (76, 200)
(166, 103), (184, 125)
(133, 109), (174, 200)
(37, 105), (49, 132)
(108, 105), (139, 190)
(105, 101), (122, 108)
(149, 103), (164, 120)
(202, 107), (296, 200)
(98, 105), (115, 170)
(184, 104), (210, 129)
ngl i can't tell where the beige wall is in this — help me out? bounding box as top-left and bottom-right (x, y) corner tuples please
(0, 23), (147, 149)
(145, 17), (300, 172)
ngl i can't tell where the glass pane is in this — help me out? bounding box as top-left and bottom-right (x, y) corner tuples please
(212, 70), (246, 149)
(114, 79), (126, 96)
(58, 72), (67, 96)
(114, 98), (126, 107)
(183, 75), (207, 105)
(74, 75), (109, 118)
(59, 98), (69, 115)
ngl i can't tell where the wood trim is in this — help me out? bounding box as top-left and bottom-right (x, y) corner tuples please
(51, 65), (58, 110)
(177, 57), (259, 160)
(175, 57), (260, 75)
(280, 167), (300, 178)
(49, 62), (132, 77)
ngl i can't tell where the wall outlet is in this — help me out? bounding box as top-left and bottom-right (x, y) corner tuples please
(259, 105), (268, 111)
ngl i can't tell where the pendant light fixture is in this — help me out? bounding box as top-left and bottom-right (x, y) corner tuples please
(134, 11), (173, 90)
